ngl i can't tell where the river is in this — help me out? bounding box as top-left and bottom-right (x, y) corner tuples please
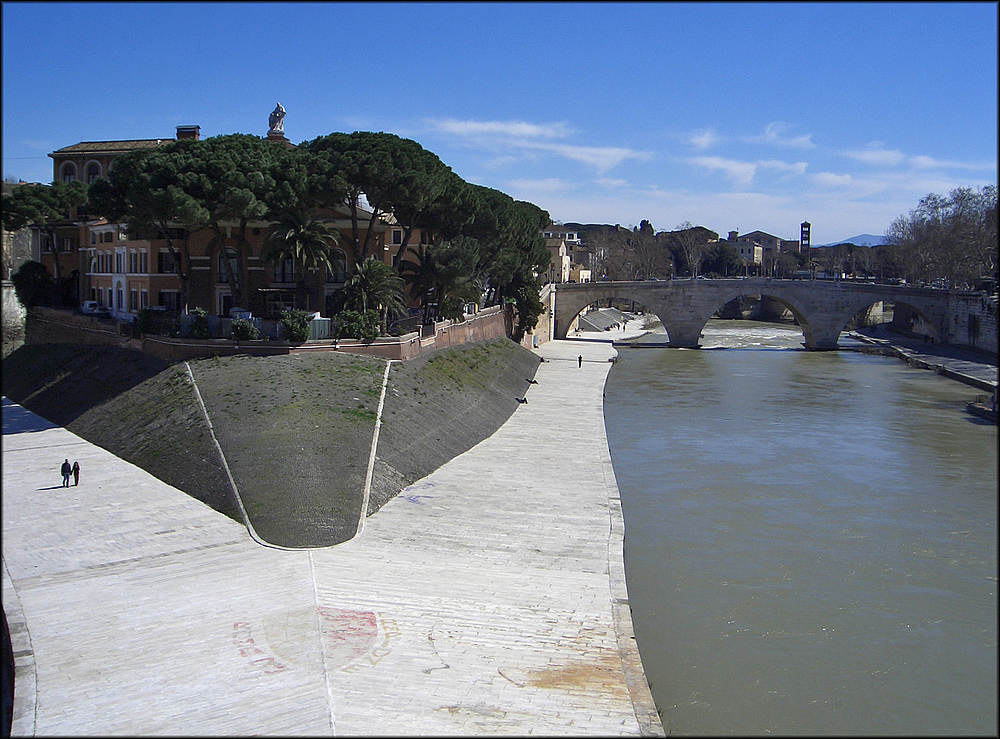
(603, 320), (997, 736)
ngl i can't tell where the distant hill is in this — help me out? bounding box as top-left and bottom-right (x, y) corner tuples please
(815, 234), (886, 247)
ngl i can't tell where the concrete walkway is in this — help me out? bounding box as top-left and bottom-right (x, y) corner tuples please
(849, 326), (998, 392)
(2, 338), (663, 737)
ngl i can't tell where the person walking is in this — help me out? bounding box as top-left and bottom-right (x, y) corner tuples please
(72, 461), (80, 486)
(578, 355), (583, 368)
(60, 459), (72, 487)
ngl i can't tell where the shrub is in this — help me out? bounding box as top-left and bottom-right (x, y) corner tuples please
(335, 309), (380, 343)
(190, 307), (211, 339)
(231, 318), (261, 341)
(280, 309), (312, 343)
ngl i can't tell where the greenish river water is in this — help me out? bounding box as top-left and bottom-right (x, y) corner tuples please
(604, 320), (997, 736)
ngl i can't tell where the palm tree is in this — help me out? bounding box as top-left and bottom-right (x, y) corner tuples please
(261, 211), (345, 312)
(338, 256), (408, 334)
(402, 239), (482, 323)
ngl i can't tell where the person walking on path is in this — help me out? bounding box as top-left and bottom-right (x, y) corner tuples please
(60, 459), (72, 487)
(72, 461), (80, 486)
(578, 355), (583, 368)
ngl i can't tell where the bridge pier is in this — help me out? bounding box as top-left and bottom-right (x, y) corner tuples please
(662, 319), (704, 348)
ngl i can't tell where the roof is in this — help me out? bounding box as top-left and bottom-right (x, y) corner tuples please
(49, 139), (174, 158)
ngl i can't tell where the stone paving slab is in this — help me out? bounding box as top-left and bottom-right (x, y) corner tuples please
(2, 336), (663, 737)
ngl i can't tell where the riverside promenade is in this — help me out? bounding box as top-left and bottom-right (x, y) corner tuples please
(2, 338), (664, 736)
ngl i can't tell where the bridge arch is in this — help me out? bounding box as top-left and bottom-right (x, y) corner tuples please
(554, 285), (672, 341)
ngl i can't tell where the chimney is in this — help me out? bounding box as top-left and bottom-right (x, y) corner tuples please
(176, 125), (200, 140)
(728, 230), (739, 241)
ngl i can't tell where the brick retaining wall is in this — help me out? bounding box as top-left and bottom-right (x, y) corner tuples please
(25, 305), (516, 363)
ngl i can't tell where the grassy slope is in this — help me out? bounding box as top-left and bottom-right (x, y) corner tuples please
(3, 339), (538, 548)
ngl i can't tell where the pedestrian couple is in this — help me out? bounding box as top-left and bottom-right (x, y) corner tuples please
(60, 459), (80, 487)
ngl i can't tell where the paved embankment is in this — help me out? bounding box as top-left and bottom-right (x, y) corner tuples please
(2, 338), (663, 737)
(849, 328), (998, 392)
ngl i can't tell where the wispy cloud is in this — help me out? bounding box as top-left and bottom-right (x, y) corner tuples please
(745, 122), (815, 149)
(428, 118), (571, 139)
(688, 128), (720, 150)
(516, 141), (650, 171)
(759, 160), (809, 176)
(842, 143), (905, 167)
(686, 156), (757, 185)
(427, 117), (649, 172)
(909, 154), (997, 171)
(813, 172), (856, 187)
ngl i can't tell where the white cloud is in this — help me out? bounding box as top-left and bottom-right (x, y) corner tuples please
(842, 143), (905, 167)
(759, 160), (808, 176)
(688, 128), (719, 150)
(516, 141), (650, 171)
(686, 156), (757, 185)
(427, 118), (571, 139)
(908, 154), (997, 171)
(812, 172), (855, 188)
(745, 122), (815, 149)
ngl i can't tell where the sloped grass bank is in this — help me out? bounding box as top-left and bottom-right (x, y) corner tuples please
(3, 338), (539, 548)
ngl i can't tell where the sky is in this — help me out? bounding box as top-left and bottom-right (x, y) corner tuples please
(2, 2), (997, 244)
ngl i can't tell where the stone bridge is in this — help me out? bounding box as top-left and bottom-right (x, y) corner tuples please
(553, 278), (956, 350)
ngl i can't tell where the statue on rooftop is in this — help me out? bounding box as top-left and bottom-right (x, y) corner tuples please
(268, 103), (285, 133)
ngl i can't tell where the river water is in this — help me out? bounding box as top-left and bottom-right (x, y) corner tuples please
(603, 320), (997, 736)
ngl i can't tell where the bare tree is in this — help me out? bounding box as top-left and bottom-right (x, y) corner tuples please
(669, 222), (712, 277)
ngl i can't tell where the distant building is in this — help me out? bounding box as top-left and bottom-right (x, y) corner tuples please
(542, 225), (589, 283)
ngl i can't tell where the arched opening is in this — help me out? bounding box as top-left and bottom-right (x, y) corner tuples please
(699, 291), (809, 349)
(838, 299), (940, 343)
(565, 296), (668, 342)
(59, 162), (77, 183)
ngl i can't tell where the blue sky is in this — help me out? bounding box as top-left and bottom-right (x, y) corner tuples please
(3, 2), (996, 244)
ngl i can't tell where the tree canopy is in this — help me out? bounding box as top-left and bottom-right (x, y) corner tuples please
(885, 185), (997, 287)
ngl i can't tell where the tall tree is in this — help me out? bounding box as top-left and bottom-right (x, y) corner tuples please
(401, 236), (481, 322)
(177, 134), (289, 309)
(670, 222), (713, 277)
(89, 144), (208, 313)
(2, 180), (88, 300)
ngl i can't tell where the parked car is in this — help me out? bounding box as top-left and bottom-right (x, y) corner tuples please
(79, 301), (111, 318)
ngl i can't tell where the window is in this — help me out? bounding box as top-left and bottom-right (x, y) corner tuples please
(60, 162), (77, 182)
(107, 288), (113, 308)
(158, 251), (176, 274)
(85, 162), (101, 184)
(392, 229), (403, 245)
(218, 249), (238, 283)
(129, 252), (137, 274)
(90, 232), (96, 245)
(116, 287), (123, 310)
(140, 290), (148, 309)
(139, 251), (147, 273)
(130, 289), (137, 311)
(60, 237), (75, 252)
(159, 291), (179, 311)
(273, 257), (296, 283)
